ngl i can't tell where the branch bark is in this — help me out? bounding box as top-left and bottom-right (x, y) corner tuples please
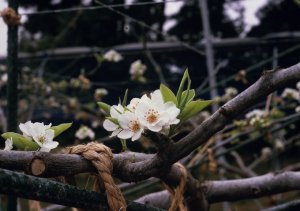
(0, 168), (163, 211)
(136, 171), (300, 207)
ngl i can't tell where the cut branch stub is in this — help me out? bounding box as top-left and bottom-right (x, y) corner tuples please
(30, 157), (46, 176)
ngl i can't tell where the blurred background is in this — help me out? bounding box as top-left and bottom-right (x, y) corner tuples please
(0, 1), (300, 210)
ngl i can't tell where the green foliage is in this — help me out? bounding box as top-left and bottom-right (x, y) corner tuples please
(160, 84), (178, 105)
(50, 123), (72, 137)
(161, 69), (213, 123)
(97, 102), (111, 115)
(181, 89), (195, 105)
(122, 89), (129, 107)
(106, 117), (119, 125)
(1, 132), (38, 151)
(180, 100), (214, 122)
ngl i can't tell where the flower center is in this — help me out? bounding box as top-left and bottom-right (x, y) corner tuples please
(37, 135), (46, 144)
(145, 109), (159, 124)
(129, 120), (141, 132)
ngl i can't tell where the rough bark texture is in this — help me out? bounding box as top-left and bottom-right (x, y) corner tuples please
(0, 168), (163, 211)
(136, 171), (300, 207)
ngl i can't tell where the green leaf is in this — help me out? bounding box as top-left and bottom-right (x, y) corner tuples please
(94, 53), (104, 64)
(176, 69), (189, 103)
(160, 84), (178, 105)
(106, 117), (119, 125)
(179, 79), (191, 110)
(122, 89), (128, 107)
(1, 132), (38, 151)
(97, 102), (111, 114)
(50, 123), (72, 138)
(180, 100), (214, 122)
(181, 89), (195, 105)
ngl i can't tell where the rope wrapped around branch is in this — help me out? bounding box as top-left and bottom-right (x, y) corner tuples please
(66, 142), (127, 211)
(0, 8), (21, 25)
(164, 163), (188, 211)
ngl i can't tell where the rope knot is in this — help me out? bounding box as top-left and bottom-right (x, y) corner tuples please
(66, 142), (126, 211)
(165, 163), (188, 211)
(0, 8), (21, 25)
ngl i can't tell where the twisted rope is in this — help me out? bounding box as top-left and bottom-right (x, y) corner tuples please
(0, 8), (21, 25)
(66, 142), (127, 211)
(164, 163), (188, 211)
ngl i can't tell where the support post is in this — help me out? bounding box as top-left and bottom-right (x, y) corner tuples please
(199, 0), (219, 112)
(6, 0), (19, 210)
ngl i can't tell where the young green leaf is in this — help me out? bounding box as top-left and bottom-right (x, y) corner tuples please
(160, 84), (178, 105)
(122, 89), (129, 107)
(179, 78), (191, 109)
(1, 132), (39, 151)
(106, 117), (119, 125)
(181, 89), (195, 106)
(176, 69), (189, 104)
(180, 100), (214, 122)
(94, 53), (104, 64)
(51, 123), (72, 137)
(97, 102), (111, 114)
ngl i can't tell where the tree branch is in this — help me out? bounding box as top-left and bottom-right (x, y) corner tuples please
(203, 171), (300, 203)
(136, 171), (300, 208)
(0, 168), (163, 211)
(171, 63), (300, 163)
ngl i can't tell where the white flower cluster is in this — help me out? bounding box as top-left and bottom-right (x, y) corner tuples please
(129, 60), (147, 82)
(245, 109), (265, 119)
(103, 50), (123, 62)
(225, 87), (238, 97)
(75, 125), (95, 140)
(103, 90), (180, 141)
(19, 121), (59, 152)
(94, 88), (108, 101)
(245, 109), (269, 127)
(281, 88), (300, 101)
(297, 81), (300, 91)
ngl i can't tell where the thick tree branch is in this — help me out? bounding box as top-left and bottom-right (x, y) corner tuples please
(203, 171), (300, 203)
(0, 168), (162, 211)
(136, 171), (300, 208)
(171, 63), (300, 163)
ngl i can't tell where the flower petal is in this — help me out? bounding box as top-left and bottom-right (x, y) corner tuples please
(147, 124), (162, 132)
(103, 120), (118, 131)
(42, 141), (59, 150)
(132, 130), (142, 141)
(111, 128), (122, 137)
(117, 130), (133, 139)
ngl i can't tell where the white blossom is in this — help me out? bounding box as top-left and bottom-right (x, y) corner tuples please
(1, 73), (7, 83)
(117, 111), (144, 141)
(225, 87), (238, 96)
(103, 89), (181, 140)
(129, 60), (146, 78)
(297, 81), (300, 91)
(4, 138), (13, 151)
(75, 126), (95, 140)
(103, 104), (124, 137)
(127, 98), (140, 112)
(281, 88), (300, 101)
(19, 121), (58, 152)
(296, 106), (300, 113)
(95, 88), (108, 97)
(245, 109), (265, 119)
(0, 65), (6, 72)
(103, 50), (123, 62)
(135, 90), (180, 132)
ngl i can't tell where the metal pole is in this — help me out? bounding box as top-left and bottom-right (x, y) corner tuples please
(199, 0), (219, 112)
(6, 0), (19, 210)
